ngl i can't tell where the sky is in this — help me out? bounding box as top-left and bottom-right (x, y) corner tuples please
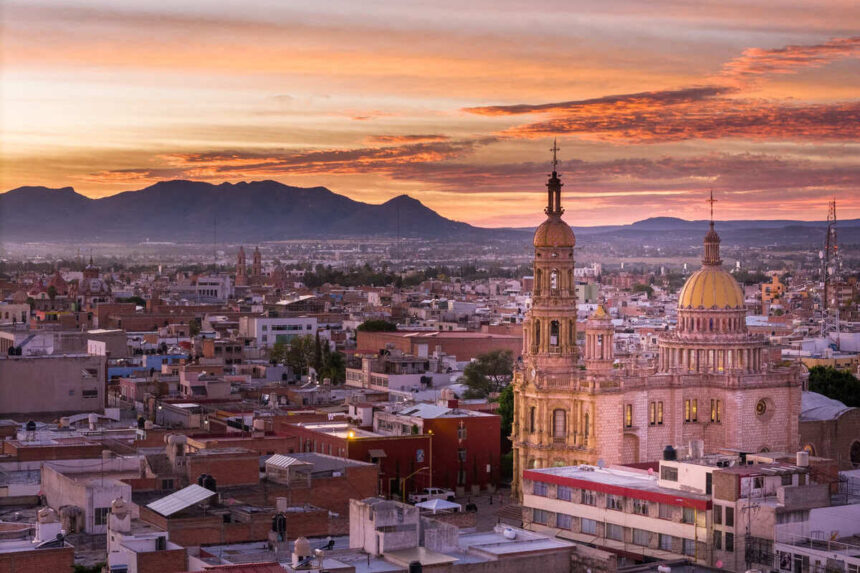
(1, 0), (858, 227)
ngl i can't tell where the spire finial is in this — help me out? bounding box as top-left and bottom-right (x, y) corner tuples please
(707, 189), (717, 224)
(550, 138), (560, 173)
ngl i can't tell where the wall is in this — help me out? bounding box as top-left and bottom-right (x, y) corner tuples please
(0, 354), (106, 415)
(0, 545), (75, 573)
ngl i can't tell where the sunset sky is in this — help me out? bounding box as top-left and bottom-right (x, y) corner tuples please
(2, 1), (858, 227)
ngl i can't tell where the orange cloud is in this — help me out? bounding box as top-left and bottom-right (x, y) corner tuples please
(366, 134), (451, 144)
(720, 36), (860, 83)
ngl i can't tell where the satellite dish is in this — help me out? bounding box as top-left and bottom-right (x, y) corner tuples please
(597, 459), (606, 469)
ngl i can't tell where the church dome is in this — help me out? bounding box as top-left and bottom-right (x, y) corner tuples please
(678, 266), (744, 309)
(533, 216), (575, 248)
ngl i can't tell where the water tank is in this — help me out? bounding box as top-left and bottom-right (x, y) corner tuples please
(409, 561), (423, 573)
(663, 445), (677, 461)
(797, 451), (809, 467)
(253, 419), (266, 432)
(294, 536), (311, 558)
(503, 528), (517, 540)
(203, 474), (217, 492)
(197, 473), (209, 487)
(271, 513), (287, 535)
(25, 420), (36, 432)
(111, 498), (128, 517)
(37, 507), (59, 523)
(144, 420), (154, 430)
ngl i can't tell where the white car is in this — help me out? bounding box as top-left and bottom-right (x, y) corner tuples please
(408, 487), (456, 503)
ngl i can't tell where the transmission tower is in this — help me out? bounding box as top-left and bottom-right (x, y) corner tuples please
(820, 199), (841, 343)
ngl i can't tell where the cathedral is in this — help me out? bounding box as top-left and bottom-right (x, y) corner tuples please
(511, 162), (802, 499)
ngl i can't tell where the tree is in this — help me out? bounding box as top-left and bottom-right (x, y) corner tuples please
(808, 366), (860, 407)
(313, 332), (323, 372)
(496, 384), (514, 441)
(356, 319), (398, 332)
(188, 318), (201, 337)
(461, 350), (514, 398)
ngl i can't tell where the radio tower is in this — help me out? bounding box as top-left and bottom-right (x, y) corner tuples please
(821, 199), (841, 343)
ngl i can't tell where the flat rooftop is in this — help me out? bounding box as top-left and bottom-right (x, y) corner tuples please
(524, 465), (710, 509)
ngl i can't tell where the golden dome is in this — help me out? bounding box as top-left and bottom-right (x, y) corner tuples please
(534, 216), (575, 248)
(678, 266), (744, 309)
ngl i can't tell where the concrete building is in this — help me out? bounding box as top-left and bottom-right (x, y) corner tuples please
(106, 497), (188, 573)
(0, 352), (107, 415)
(195, 274), (233, 302)
(41, 455), (139, 534)
(238, 315), (318, 349)
(0, 507), (75, 573)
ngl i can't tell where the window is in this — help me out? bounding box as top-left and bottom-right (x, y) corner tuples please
(726, 507), (734, 527)
(457, 425), (467, 440)
(657, 401), (663, 425)
(682, 538), (696, 556)
(659, 534), (673, 551)
(649, 402), (656, 425)
(781, 474), (793, 486)
(557, 514), (573, 529)
(692, 399), (698, 422)
(716, 400), (721, 423)
(714, 505), (723, 525)
(632, 529), (651, 546)
(533, 481), (548, 497)
(533, 509), (549, 525)
(557, 486), (572, 501)
(581, 518), (597, 535)
(711, 399), (716, 422)
(94, 507), (110, 526)
(82, 389), (99, 398)
(633, 499), (649, 516)
(685, 400), (691, 422)
(725, 532), (734, 552)
(581, 489), (597, 506)
(658, 503), (673, 520)
(682, 507), (695, 524)
(553, 409), (567, 438)
(713, 530), (722, 550)
(161, 479), (174, 490)
(607, 494), (624, 511)
(624, 404), (633, 428)
(529, 407), (536, 433)
(661, 466), (678, 482)
(606, 523), (623, 541)
(458, 448), (467, 462)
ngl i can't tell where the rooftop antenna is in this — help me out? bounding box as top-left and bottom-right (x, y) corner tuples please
(822, 198), (841, 345)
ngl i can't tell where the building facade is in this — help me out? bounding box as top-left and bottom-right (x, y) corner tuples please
(511, 171), (803, 498)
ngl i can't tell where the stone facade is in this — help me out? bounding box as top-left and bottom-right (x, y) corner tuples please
(511, 176), (802, 499)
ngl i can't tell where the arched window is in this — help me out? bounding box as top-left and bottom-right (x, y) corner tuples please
(529, 407), (536, 433)
(569, 320), (575, 345)
(709, 318), (714, 331)
(534, 320), (541, 348)
(535, 270), (542, 295)
(553, 409), (566, 438)
(584, 412), (590, 441)
(550, 269), (559, 292)
(550, 321), (559, 347)
(851, 441), (860, 468)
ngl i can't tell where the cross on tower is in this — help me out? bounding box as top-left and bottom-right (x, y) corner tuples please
(550, 138), (560, 172)
(707, 190), (718, 222)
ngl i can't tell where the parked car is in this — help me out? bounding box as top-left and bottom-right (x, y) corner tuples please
(408, 487), (456, 503)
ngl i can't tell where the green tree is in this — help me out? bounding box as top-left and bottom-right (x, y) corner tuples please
(313, 332), (323, 372)
(496, 384), (514, 440)
(632, 283), (653, 298)
(356, 319), (398, 332)
(808, 366), (860, 407)
(188, 317), (201, 337)
(461, 350), (514, 398)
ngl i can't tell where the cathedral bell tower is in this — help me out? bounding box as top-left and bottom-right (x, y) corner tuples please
(524, 140), (578, 374)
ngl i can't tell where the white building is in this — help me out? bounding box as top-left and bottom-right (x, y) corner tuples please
(238, 315), (318, 348)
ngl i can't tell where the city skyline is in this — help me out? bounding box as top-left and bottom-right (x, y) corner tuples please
(2, 1), (859, 227)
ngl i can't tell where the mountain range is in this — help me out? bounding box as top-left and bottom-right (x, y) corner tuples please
(1, 180), (856, 246)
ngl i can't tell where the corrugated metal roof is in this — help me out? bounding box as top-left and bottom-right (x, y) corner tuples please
(265, 454), (311, 470)
(146, 484), (215, 516)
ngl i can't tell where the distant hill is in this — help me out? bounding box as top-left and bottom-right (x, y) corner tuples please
(1, 180), (856, 245)
(0, 180), (493, 242)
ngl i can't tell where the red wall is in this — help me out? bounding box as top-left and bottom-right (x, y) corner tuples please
(424, 414), (501, 492)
